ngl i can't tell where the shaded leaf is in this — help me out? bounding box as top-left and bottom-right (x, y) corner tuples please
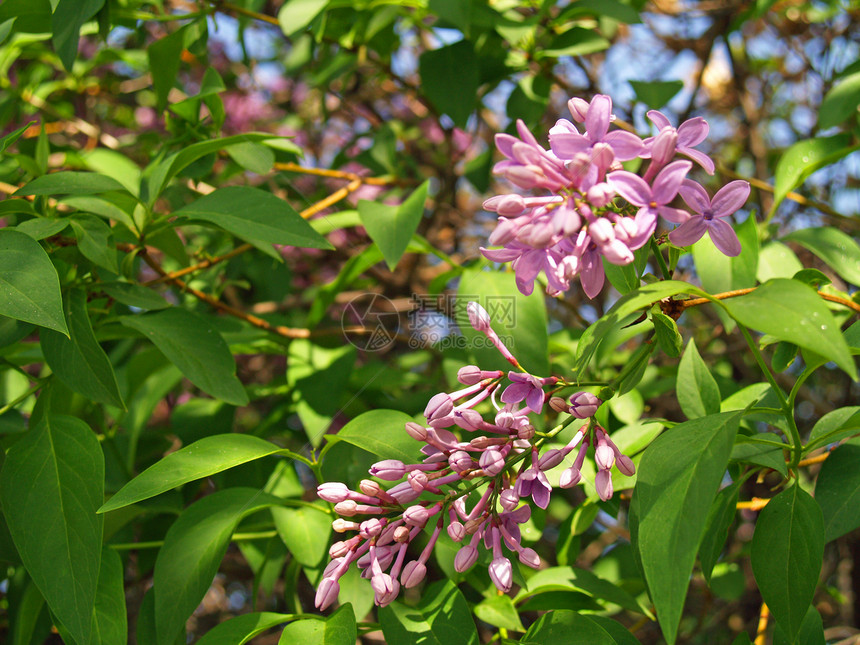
(818, 71), (860, 129)
(783, 227), (860, 286)
(814, 439), (860, 541)
(15, 171), (126, 197)
(272, 505), (332, 567)
(196, 612), (296, 645)
(520, 610), (616, 645)
(677, 338), (721, 419)
(771, 134), (855, 214)
(379, 580), (478, 645)
(629, 80), (684, 110)
(358, 181), (428, 270)
(327, 409), (417, 463)
(51, 0), (105, 70)
(419, 40), (479, 128)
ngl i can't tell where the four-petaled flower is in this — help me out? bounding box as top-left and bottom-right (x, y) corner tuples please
(670, 179), (751, 256)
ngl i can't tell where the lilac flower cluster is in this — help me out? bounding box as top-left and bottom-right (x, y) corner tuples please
(482, 95), (750, 298)
(314, 303), (635, 610)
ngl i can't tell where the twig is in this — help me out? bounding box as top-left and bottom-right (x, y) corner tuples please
(737, 498), (770, 511)
(754, 603), (770, 645)
(680, 287), (860, 315)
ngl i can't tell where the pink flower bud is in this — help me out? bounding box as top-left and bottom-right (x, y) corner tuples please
(424, 392), (454, 421)
(470, 435), (506, 449)
(519, 547), (541, 569)
(454, 409), (483, 431)
(393, 526), (411, 542)
(587, 183), (615, 208)
(369, 459), (406, 481)
(454, 545), (479, 572)
(408, 470), (429, 492)
(538, 448), (566, 471)
(595, 468), (614, 501)
(359, 479), (382, 497)
(569, 391), (601, 419)
(334, 500), (358, 516)
(448, 450), (474, 473)
(489, 556), (513, 592)
(549, 396), (568, 413)
(388, 482), (421, 505)
(479, 449), (506, 476)
(359, 518), (386, 539)
(457, 365), (484, 385)
(400, 560), (427, 588)
(567, 97), (589, 122)
(323, 557), (344, 578)
(371, 573), (399, 606)
(405, 422), (428, 441)
(403, 505), (429, 527)
(616, 453), (636, 476)
(332, 519), (359, 533)
(595, 434), (616, 471)
(499, 488), (519, 511)
(447, 521), (466, 542)
(329, 542), (350, 558)
(495, 194), (528, 217)
(559, 466), (582, 488)
(317, 482), (351, 503)
(517, 425), (535, 440)
(314, 577), (340, 611)
(467, 301), (491, 332)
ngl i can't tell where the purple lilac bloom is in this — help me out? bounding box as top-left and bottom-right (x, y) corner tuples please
(670, 179), (751, 256)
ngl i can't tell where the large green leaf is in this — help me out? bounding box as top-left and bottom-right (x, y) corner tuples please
(632, 411), (742, 644)
(676, 338), (721, 419)
(814, 438), (860, 542)
(699, 480), (742, 583)
(473, 595), (525, 632)
(358, 181), (428, 270)
(41, 289), (125, 409)
(92, 546), (127, 645)
(806, 406), (860, 450)
(277, 0), (328, 36)
(723, 278), (857, 380)
(153, 488), (280, 645)
(278, 605), (356, 645)
(99, 434), (284, 513)
(783, 227), (860, 286)
(629, 80), (683, 110)
(147, 24), (187, 111)
(379, 580), (478, 645)
(520, 610), (617, 645)
(458, 267), (550, 375)
(0, 229), (68, 335)
(514, 566), (647, 616)
(196, 612), (296, 645)
(770, 134), (855, 215)
(0, 414), (104, 645)
(70, 214), (119, 273)
(419, 40), (479, 128)
(272, 504), (332, 567)
(173, 186), (333, 256)
(120, 308), (249, 405)
(15, 171), (127, 197)
(327, 409), (417, 464)
(536, 27), (609, 59)
(818, 70), (860, 129)
(51, 0), (105, 70)
(751, 485), (824, 642)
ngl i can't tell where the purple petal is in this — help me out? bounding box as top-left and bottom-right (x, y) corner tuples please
(607, 170), (652, 207)
(657, 205), (690, 224)
(679, 178), (710, 215)
(680, 147), (715, 175)
(668, 216), (707, 247)
(646, 109), (671, 130)
(627, 208), (657, 249)
(595, 469), (614, 501)
(513, 250), (544, 283)
(548, 131), (591, 159)
(501, 382), (530, 404)
(708, 219), (742, 256)
(516, 119), (541, 149)
(580, 251), (605, 299)
(481, 246), (522, 262)
(549, 118), (578, 135)
(495, 133), (518, 159)
(585, 94), (612, 142)
(651, 160), (692, 205)
(604, 130), (644, 161)
(710, 180), (751, 218)
(515, 275), (535, 296)
(526, 387), (545, 414)
(531, 482), (551, 509)
(511, 141), (543, 165)
(677, 116), (708, 147)
(648, 127), (678, 168)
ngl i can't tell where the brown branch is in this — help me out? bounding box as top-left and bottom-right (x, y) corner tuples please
(797, 452), (831, 467)
(213, 1), (278, 26)
(680, 287), (860, 315)
(737, 498), (770, 511)
(754, 603), (770, 645)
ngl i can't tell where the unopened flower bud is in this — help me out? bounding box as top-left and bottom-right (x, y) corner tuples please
(323, 558), (343, 578)
(403, 505), (429, 527)
(314, 577), (340, 611)
(359, 518), (386, 539)
(457, 365), (484, 385)
(447, 521), (466, 542)
(519, 547), (541, 569)
(424, 393), (454, 421)
(388, 482), (421, 505)
(559, 466), (582, 488)
(568, 97), (589, 122)
(595, 468), (614, 501)
(405, 422), (428, 441)
(616, 454), (636, 476)
(448, 450), (474, 473)
(393, 526), (411, 542)
(538, 448), (566, 471)
(587, 183), (615, 208)
(369, 459), (406, 481)
(467, 301), (491, 333)
(499, 488), (519, 511)
(454, 545), (479, 572)
(329, 542), (350, 558)
(332, 519), (359, 533)
(549, 396), (568, 413)
(595, 436), (615, 471)
(569, 391), (601, 419)
(454, 408), (483, 431)
(517, 425), (535, 440)
(479, 449), (506, 476)
(359, 479), (382, 497)
(334, 500), (358, 516)
(408, 470), (429, 492)
(489, 556), (513, 592)
(400, 560), (427, 588)
(470, 435), (506, 449)
(317, 482), (351, 503)
(464, 517), (485, 534)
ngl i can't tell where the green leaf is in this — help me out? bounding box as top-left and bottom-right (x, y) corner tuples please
(629, 80), (684, 110)
(699, 480), (741, 583)
(173, 186), (333, 255)
(561, 0), (641, 24)
(83, 148), (142, 195)
(783, 227), (860, 286)
(692, 216), (759, 293)
(723, 278), (857, 380)
(772, 606), (825, 645)
(751, 485), (824, 642)
(379, 579), (478, 645)
(70, 214), (119, 273)
(520, 610), (617, 645)
(41, 289), (125, 409)
(153, 488), (280, 645)
(473, 595), (525, 632)
(771, 134), (855, 214)
(0, 121), (35, 155)
(458, 268), (550, 375)
(92, 546), (127, 645)
(806, 406), (860, 450)
(677, 338), (721, 419)
(13, 217), (69, 240)
(731, 434), (788, 476)
(226, 141), (275, 175)
(652, 311), (682, 357)
(757, 242), (803, 282)
(632, 411), (742, 644)
(120, 308), (249, 405)
(0, 414), (104, 645)
(514, 566), (647, 616)
(272, 505), (332, 567)
(196, 612), (296, 645)
(277, 0), (328, 37)
(358, 181), (428, 270)
(51, 0), (104, 70)
(98, 282), (169, 310)
(602, 256), (640, 294)
(327, 409), (417, 463)
(814, 439), (860, 541)
(148, 25), (187, 111)
(536, 27), (609, 59)
(575, 280), (705, 375)
(419, 40), (479, 128)
(818, 71), (860, 129)
(99, 434), (283, 513)
(15, 171), (127, 197)
(0, 229), (68, 335)
(278, 605), (356, 645)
